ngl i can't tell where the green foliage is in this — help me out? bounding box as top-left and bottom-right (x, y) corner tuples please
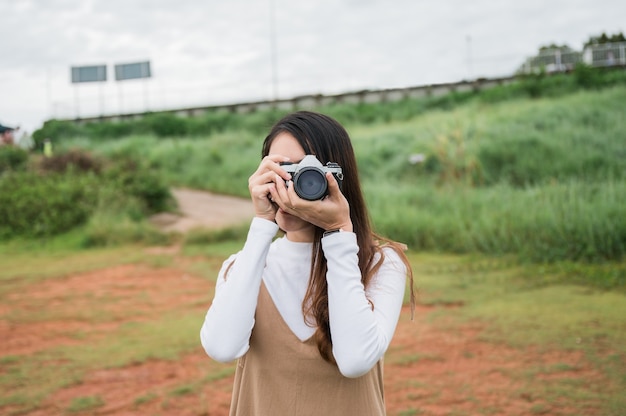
(0, 148), (173, 241)
(584, 31), (626, 47)
(237, 108), (291, 135)
(38, 148), (102, 174)
(142, 112), (188, 137)
(31, 119), (81, 149)
(22, 71), (626, 270)
(183, 223), (250, 246)
(67, 395), (105, 412)
(84, 119), (136, 138)
(0, 172), (98, 238)
(103, 155), (173, 213)
(366, 179), (626, 268)
(574, 63), (601, 88)
(0, 145), (28, 174)
(81, 213), (173, 247)
(478, 136), (558, 186)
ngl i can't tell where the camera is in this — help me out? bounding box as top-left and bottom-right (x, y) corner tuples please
(280, 155), (343, 200)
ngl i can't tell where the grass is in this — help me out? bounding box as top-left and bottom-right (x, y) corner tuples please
(66, 395), (105, 413)
(0, 241), (144, 297)
(40, 84), (626, 265)
(0, 242), (624, 415)
(408, 251), (626, 415)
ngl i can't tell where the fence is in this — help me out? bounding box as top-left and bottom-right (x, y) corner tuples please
(69, 76), (517, 125)
(520, 41), (626, 74)
(584, 42), (626, 67)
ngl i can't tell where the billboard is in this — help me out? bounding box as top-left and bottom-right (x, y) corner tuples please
(71, 65), (107, 83)
(114, 61), (151, 81)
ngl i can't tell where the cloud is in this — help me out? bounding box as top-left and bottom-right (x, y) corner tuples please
(1, 0), (625, 131)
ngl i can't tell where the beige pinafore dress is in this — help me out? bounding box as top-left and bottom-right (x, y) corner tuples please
(229, 283), (386, 416)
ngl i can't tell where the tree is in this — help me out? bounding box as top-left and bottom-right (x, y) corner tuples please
(584, 32), (626, 47)
(538, 44), (576, 53)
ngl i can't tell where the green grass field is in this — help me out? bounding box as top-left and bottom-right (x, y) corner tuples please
(35, 80), (626, 268)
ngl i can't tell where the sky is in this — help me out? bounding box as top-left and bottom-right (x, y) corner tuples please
(1, 0), (624, 133)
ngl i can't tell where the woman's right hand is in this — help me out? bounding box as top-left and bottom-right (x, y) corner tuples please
(248, 154), (292, 222)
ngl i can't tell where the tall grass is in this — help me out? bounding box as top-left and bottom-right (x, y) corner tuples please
(27, 76), (626, 267)
(366, 179), (625, 265)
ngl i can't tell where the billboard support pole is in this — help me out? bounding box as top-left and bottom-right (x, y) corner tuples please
(70, 64), (107, 118)
(118, 83), (124, 115)
(74, 85), (80, 119)
(114, 61), (152, 114)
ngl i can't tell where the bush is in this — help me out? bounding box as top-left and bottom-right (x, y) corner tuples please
(103, 156), (173, 214)
(38, 149), (102, 174)
(142, 113), (188, 137)
(0, 172), (98, 238)
(0, 146), (29, 174)
(574, 63), (601, 88)
(31, 119), (82, 149)
(0, 147), (174, 240)
(84, 121), (136, 139)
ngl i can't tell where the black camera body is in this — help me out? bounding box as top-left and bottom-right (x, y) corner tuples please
(280, 155), (343, 200)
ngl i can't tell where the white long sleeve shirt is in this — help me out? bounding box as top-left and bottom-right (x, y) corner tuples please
(200, 217), (407, 378)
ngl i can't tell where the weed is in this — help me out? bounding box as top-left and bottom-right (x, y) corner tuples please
(67, 395), (105, 412)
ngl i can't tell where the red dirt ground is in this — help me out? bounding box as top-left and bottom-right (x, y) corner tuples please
(0, 191), (607, 415)
(1, 259), (605, 416)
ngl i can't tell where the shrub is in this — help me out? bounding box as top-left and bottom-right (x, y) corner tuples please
(0, 148), (174, 240)
(31, 119), (82, 149)
(0, 146), (29, 174)
(0, 172), (98, 238)
(84, 121), (136, 139)
(38, 149), (102, 174)
(103, 156), (173, 214)
(574, 63), (601, 88)
(142, 113), (188, 137)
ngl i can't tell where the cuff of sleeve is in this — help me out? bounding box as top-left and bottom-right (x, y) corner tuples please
(321, 229), (357, 250)
(250, 217), (280, 235)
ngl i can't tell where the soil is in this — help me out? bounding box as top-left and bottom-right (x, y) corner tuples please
(1, 190), (605, 415)
(148, 188), (254, 233)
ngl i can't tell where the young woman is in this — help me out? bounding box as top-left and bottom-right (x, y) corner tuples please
(200, 111), (414, 415)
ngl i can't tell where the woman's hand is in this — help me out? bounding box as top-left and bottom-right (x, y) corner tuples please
(248, 155), (292, 222)
(269, 171), (353, 232)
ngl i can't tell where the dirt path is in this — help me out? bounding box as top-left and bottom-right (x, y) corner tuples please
(149, 188), (254, 233)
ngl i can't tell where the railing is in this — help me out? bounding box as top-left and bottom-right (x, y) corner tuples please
(520, 41), (626, 74)
(584, 42), (626, 67)
(70, 76), (517, 125)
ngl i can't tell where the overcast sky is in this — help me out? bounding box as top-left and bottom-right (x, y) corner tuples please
(1, 0), (624, 133)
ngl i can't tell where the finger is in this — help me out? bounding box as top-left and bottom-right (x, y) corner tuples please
(263, 154), (293, 180)
(324, 172), (341, 198)
(250, 182), (275, 201)
(266, 154), (291, 163)
(272, 174), (291, 203)
(249, 170), (281, 189)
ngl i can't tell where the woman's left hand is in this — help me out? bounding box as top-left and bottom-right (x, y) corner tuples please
(269, 172), (353, 232)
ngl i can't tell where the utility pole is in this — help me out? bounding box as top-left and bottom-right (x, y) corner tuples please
(466, 35), (473, 80)
(269, 0), (279, 101)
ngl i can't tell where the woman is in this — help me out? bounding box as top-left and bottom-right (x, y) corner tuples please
(200, 111), (414, 415)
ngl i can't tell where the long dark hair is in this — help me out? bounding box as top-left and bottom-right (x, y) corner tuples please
(263, 111), (415, 363)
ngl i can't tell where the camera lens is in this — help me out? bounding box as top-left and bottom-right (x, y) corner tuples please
(293, 167), (327, 200)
